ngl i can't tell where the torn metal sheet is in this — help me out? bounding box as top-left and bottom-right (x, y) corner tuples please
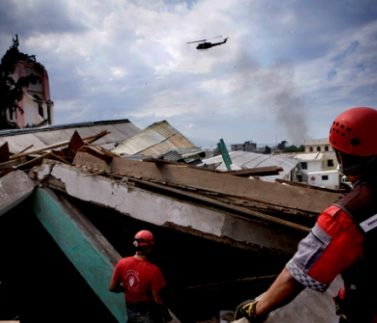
(0, 170), (35, 216)
(33, 161), (306, 254)
(112, 120), (204, 160)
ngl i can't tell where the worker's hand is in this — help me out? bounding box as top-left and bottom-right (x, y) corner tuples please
(234, 296), (266, 323)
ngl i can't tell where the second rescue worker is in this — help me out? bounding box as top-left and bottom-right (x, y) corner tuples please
(109, 229), (171, 323)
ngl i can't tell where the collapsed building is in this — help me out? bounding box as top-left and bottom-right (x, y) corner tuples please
(0, 34), (348, 323)
(0, 119), (346, 323)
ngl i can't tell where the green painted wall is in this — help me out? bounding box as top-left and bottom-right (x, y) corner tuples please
(31, 188), (126, 322)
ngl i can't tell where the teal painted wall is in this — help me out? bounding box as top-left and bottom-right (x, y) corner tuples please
(31, 188), (126, 322)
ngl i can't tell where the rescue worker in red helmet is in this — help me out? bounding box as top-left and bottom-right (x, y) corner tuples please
(109, 229), (171, 323)
(234, 107), (377, 323)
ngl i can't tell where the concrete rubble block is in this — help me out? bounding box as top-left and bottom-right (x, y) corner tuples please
(0, 170), (35, 216)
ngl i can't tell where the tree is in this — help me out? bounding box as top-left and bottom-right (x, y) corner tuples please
(263, 145), (272, 154)
(277, 140), (288, 150)
(283, 145), (305, 153)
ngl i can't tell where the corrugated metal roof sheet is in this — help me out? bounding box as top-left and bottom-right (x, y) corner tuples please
(202, 151), (299, 182)
(0, 119), (141, 153)
(112, 120), (204, 159)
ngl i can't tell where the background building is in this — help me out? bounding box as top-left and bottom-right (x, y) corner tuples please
(231, 140), (257, 152)
(303, 138), (333, 153)
(293, 138), (340, 189)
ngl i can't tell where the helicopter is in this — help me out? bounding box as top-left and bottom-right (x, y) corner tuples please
(187, 36), (229, 50)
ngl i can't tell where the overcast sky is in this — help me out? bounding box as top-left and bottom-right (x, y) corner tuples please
(1, 0), (377, 147)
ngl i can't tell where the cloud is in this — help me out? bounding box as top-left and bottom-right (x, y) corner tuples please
(0, 0), (86, 38)
(1, 0), (376, 146)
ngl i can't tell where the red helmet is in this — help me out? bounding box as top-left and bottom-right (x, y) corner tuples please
(133, 230), (154, 249)
(329, 107), (377, 156)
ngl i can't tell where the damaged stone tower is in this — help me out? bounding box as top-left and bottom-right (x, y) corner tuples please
(0, 35), (53, 129)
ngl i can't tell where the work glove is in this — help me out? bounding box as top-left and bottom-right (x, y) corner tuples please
(234, 295), (267, 323)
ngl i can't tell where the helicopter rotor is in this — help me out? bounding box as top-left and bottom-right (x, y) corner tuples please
(186, 35), (223, 44)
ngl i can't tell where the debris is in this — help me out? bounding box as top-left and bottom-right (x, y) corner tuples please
(0, 170), (35, 216)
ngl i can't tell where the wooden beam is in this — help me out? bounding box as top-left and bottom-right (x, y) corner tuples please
(227, 166), (283, 177)
(31, 188), (125, 322)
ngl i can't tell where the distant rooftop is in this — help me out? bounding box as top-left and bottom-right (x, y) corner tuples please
(202, 150), (299, 182)
(304, 138), (329, 146)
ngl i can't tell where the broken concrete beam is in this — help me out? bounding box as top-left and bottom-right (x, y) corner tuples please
(33, 161), (306, 254)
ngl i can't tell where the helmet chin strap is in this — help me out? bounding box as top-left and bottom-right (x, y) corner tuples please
(134, 243), (152, 254)
(338, 152), (377, 176)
